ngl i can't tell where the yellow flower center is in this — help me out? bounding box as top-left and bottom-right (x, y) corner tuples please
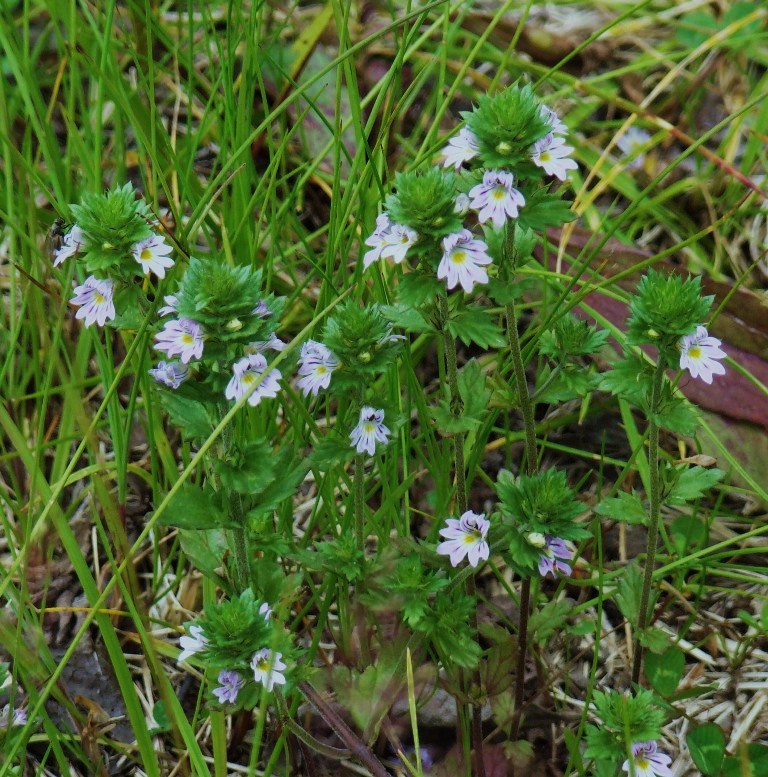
(181, 334), (194, 345)
(492, 187), (507, 200)
(242, 373), (256, 385)
(540, 151), (551, 162)
(451, 250), (467, 265)
(688, 346), (702, 359)
(463, 530), (482, 545)
(140, 248), (153, 261)
(94, 292), (105, 304)
(316, 366), (327, 375)
(635, 757), (650, 769)
(363, 422), (376, 434)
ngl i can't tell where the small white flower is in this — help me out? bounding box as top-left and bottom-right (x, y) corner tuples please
(53, 224), (85, 267)
(349, 406), (390, 456)
(468, 170), (525, 228)
(251, 648), (287, 691)
(212, 670), (245, 705)
(246, 333), (287, 353)
(158, 294), (178, 316)
(454, 193), (471, 215)
(441, 127), (480, 170)
(531, 133), (578, 181)
(132, 235), (174, 278)
(438, 229), (493, 293)
(540, 104), (568, 136)
(617, 127), (651, 169)
(225, 353), (281, 406)
(679, 325), (726, 384)
(436, 511), (490, 568)
(148, 360), (189, 389)
(70, 276), (116, 328)
(178, 624), (208, 664)
(296, 340), (340, 396)
(155, 318), (205, 363)
(363, 214), (418, 269)
(0, 704), (27, 728)
(621, 741), (673, 777)
(259, 602), (273, 620)
(253, 300), (272, 318)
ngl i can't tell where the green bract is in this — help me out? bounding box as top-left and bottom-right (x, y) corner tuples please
(174, 257), (279, 343)
(70, 182), (154, 275)
(197, 590), (276, 669)
(496, 468), (588, 576)
(321, 302), (402, 389)
(384, 168), (462, 238)
(627, 269), (713, 349)
(466, 84), (550, 170)
(539, 316), (609, 359)
(584, 689), (667, 765)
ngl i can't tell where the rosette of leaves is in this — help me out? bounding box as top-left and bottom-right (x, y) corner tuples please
(627, 269), (713, 353)
(495, 468), (589, 576)
(384, 167), (463, 241)
(465, 84), (551, 173)
(70, 182), (155, 275)
(584, 689), (667, 774)
(321, 301), (403, 391)
(195, 589), (288, 670)
(174, 257), (283, 344)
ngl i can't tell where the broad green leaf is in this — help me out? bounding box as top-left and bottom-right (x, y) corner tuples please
(722, 744), (768, 777)
(446, 305), (505, 349)
(160, 482), (232, 529)
(595, 491), (647, 526)
(645, 646), (685, 696)
(687, 724), (726, 776)
(214, 439), (276, 494)
(178, 528), (229, 583)
(158, 393), (213, 441)
(666, 465), (724, 504)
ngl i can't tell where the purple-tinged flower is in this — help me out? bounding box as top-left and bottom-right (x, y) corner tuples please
(53, 224), (85, 267)
(158, 294), (178, 316)
(468, 170), (525, 228)
(441, 127), (480, 170)
(212, 670), (246, 705)
(363, 214), (418, 269)
(132, 235), (174, 278)
(148, 360), (189, 389)
(537, 536), (573, 579)
(0, 704), (27, 728)
(253, 300), (272, 318)
(296, 340), (340, 396)
(251, 649), (287, 691)
(177, 624), (208, 664)
(679, 325), (726, 384)
(454, 193), (471, 215)
(531, 133), (578, 181)
(155, 318), (205, 363)
(621, 741), (673, 777)
(70, 276), (116, 328)
(617, 127), (651, 169)
(540, 104), (568, 136)
(438, 229), (493, 293)
(436, 511), (490, 568)
(225, 353), (281, 406)
(246, 333), (287, 354)
(349, 406), (390, 456)
(259, 602), (273, 621)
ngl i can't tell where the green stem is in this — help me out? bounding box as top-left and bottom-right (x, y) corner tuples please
(354, 452), (365, 552)
(230, 492), (251, 593)
(438, 292), (484, 777)
(631, 356), (666, 686)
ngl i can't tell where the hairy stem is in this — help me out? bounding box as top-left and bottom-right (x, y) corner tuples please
(631, 357), (667, 686)
(229, 493), (251, 592)
(438, 293), (484, 777)
(354, 452), (365, 552)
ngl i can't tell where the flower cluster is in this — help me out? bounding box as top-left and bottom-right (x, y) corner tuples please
(176, 593), (287, 706)
(52, 183), (175, 328)
(362, 85), (577, 295)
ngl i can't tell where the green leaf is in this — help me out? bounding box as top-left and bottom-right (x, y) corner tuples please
(446, 305), (505, 349)
(637, 626), (671, 654)
(644, 646), (685, 696)
(429, 359), (491, 436)
(599, 355), (654, 404)
(687, 724), (726, 776)
(158, 393), (214, 441)
(670, 515), (707, 553)
(722, 744), (768, 777)
(675, 11), (717, 48)
(397, 272), (443, 307)
(594, 491), (647, 525)
(652, 392), (700, 436)
(160, 482), (232, 529)
(517, 187), (576, 232)
(214, 440), (276, 494)
(380, 303), (433, 335)
(178, 528), (229, 583)
(562, 729), (585, 774)
(535, 367), (600, 404)
(249, 452), (309, 516)
(529, 599), (571, 645)
(666, 466), (724, 504)
(150, 700), (172, 734)
(614, 562), (644, 624)
(309, 435), (355, 469)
